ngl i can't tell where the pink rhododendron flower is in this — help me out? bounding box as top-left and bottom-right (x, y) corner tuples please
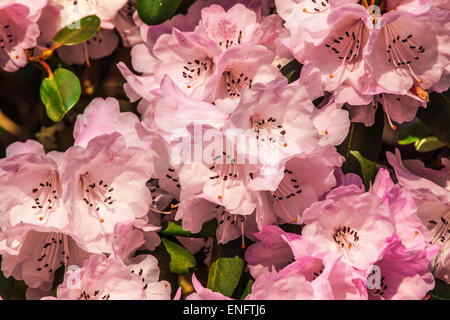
(61, 133), (153, 251)
(73, 97), (145, 148)
(226, 77), (348, 163)
(365, 2), (449, 94)
(194, 4), (283, 53)
(0, 224), (91, 291)
(387, 149), (450, 283)
(253, 145), (344, 225)
(153, 76), (230, 133)
(246, 226), (367, 299)
(175, 193), (259, 245)
(0, 140), (67, 228)
(371, 168), (433, 251)
(301, 185), (395, 270)
(247, 268), (317, 300)
(280, 0), (449, 125)
(244, 225), (297, 278)
(366, 235), (436, 300)
(152, 29), (222, 102)
(0, 0), (45, 72)
(49, 253), (170, 300)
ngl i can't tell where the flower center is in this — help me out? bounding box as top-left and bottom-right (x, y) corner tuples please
(80, 172), (115, 223)
(31, 170), (62, 222)
(223, 71), (252, 98)
(182, 57), (213, 89)
(208, 151), (240, 200)
(79, 290), (110, 300)
(270, 168), (302, 222)
(325, 19), (365, 80)
(428, 211), (450, 267)
(218, 30), (243, 50)
(382, 21), (425, 84)
(251, 115), (288, 151)
(333, 225), (360, 250)
(36, 232), (70, 274)
(0, 20), (20, 63)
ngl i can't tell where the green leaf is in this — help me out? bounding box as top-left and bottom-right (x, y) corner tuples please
(416, 90), (450, 147)
(53, 15), (101, 45)
(337, 105), (384, 189)
(0, 256), (14, 300)
(40, 68), (81, 122)
(239, 279), (254, 300)
(349, 151), (377, 190)
(414, 136), (446, 152)
(397, 121), (433, 145)
(136, 0), (183, 25)
(161, 237), (196, 274)
(160, 219), (217, 238)
(427, 279), (450, 300)
(207, 239), (245, 297)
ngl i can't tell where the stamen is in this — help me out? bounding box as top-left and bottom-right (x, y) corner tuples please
(182, 57), (213, 89)
(381, 94), (397, 130)
(80, 172), (115, 223)
(383, 23), (425, 84)
(30, 171), (61, 222)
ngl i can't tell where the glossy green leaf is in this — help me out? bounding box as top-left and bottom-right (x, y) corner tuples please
(40, 68), (81, 122)
(239, 279), (254, 300)
(160, 219), (217, 238)
(350, 151), (377, 190)
(161, 238), (196, 274)
(207, 239), (245, 297)
(53, 15), (101, 45)
(397, 121), (433, 145)
(136, 0), (183, 25)
(416, 90), (450, 147)
(337, 105), (384, 189)
(414, 136), (446, 152)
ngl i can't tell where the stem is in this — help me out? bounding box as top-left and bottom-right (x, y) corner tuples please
(38, 42), (62, 61)
(0, 110), (22, 136)
(39, 60), (53, 78)
(83, 42), (91, 67)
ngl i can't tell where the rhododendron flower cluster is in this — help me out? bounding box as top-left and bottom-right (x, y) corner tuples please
(0, 0), (448, 301)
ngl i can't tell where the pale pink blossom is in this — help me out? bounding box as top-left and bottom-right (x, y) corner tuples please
(51, 253), (171, 300)
(73, 97), (145, 148)
(61, 133), (153, 251)
(367, 235), (436, 300)
(0, 0), (45, 72)
(301, 185), (395, 270)
(387, 149), (450, 283)
(0, 224), (91, 291)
